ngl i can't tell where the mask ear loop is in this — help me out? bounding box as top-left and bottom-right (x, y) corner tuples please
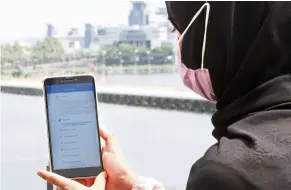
(178, 3), (210, 69)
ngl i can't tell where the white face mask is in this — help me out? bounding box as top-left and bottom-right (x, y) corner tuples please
(176, 3), (216, 101)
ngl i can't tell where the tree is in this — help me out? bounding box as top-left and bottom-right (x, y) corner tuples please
(117, 44), (136, 54)
(1, 44), (13, 64)
(31, 40), (44, 63)
(1, 42), (28, 65)
(151, 44), (174, 65)
(117, 44), (137, 66)
(31, 37), (65, 63)
(152, 44), (173, 54)
(95, 43), (176, 67)
(1, 38), (176, 69)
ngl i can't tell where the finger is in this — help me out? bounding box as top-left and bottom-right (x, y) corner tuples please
(101, 145), (106, 154)
(102, 151), (118, 168)
(92, 172), (107, 188)
(37, 170), (82, 190)
(100, 138), (106, 152)
(99, 125), (113, 141)
(99, 126), (117, 148)
(102, 151), (125, 176)
(99, 125), (119, 153)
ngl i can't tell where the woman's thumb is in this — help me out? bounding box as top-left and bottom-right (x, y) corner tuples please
(92, 172), (107, 188)
(102, 151), (123, 172)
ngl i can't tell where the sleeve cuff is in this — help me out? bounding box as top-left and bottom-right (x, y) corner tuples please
(132, 176), (165, 190)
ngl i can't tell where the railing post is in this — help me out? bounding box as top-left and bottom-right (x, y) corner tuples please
(46, 165), (53, 190)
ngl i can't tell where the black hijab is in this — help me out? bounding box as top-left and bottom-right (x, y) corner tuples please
(166, 1), (291, 139)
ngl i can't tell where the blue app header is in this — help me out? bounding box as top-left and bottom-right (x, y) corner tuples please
(46, 83), (94, 94)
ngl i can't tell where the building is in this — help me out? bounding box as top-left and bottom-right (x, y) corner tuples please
(43, 2), (174, 50)
(128, 1), (149, 26)
(96, 27), (124, 46)
(84, 23), (95, 49)
(119, 25), (166, 48)
(96, 25), (167, 49)
(156, 7), (167, 16)
(47, 24), (54, 37)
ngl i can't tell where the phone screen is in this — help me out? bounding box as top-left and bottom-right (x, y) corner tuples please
(45, 81), (101, 172)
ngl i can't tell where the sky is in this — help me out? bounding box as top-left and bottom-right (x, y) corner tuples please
(0, 0), (166, 43)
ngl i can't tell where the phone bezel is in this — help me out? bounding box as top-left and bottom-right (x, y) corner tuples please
(43, 75), (103, 178)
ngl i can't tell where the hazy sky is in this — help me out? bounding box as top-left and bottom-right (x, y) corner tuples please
(0, 0), (165, 42)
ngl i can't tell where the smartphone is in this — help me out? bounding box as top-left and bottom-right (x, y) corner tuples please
(43, 75), (103, 179)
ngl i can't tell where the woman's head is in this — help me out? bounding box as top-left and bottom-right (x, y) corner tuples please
(166, 1), (291, 110)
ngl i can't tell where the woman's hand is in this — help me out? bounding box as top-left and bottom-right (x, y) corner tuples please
(37, 170), (107, 190)
(40, 126), (136, 190)
(99, 126), (136, 190)
(78, 126), (136, 190)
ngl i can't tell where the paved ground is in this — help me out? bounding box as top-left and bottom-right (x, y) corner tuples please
(1, 93), (215, 190)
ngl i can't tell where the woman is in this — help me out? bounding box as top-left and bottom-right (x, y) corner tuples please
(38, 1), (291, 190)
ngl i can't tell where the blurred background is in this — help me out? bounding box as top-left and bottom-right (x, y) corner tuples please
(0, 1), (215, 189)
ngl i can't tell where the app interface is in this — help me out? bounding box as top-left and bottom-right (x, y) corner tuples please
(46, 82), (101, 170)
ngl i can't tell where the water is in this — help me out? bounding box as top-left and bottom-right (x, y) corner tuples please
(0, 93), (215, 190)
(104, 73), (184, 87)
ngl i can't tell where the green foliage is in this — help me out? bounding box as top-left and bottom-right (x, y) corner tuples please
(1, 38), (174, 67)
(11, 70), (22, 78)
(1, 42), (28, 63)
(0, 70), (8, 76)
(117, 44), (136, 53)
(95, 44), (174, 67)
(0, 37), (65, 66)
(31, 37), (65, 62)
(152, 44), (172, 53)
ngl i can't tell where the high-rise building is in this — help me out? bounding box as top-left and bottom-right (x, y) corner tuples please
(156, 7), (167, 17)
(47, 24), (54, 37)
(84, 23), (95, 49)
(128, 1), (149, 26)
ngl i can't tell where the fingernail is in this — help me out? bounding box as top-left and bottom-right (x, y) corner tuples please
(37, 170), (44, 177)
(103, 172), (108, 179)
